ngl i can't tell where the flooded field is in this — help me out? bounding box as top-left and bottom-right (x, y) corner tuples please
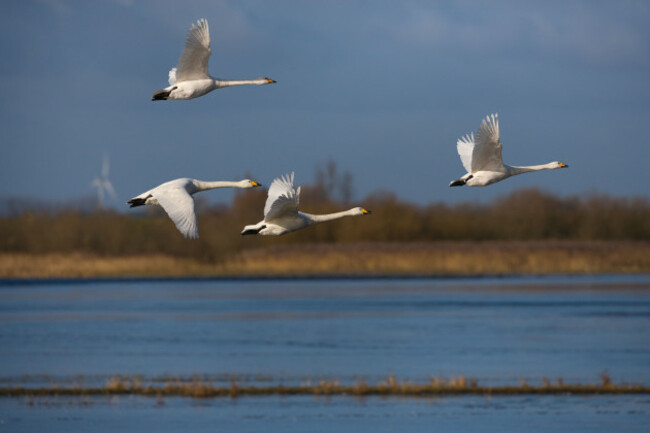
(1, 275), (649, 431)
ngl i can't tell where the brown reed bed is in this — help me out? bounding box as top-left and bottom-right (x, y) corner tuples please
(1, 241), (649, 279)
(1, 374), (648, 399)
(219, 241), (650, 277)
(0, 253), (215, 278)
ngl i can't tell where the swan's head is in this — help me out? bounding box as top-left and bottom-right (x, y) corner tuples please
(241, 179), (262, 188)
(553, 162), (569, 169)
(352, 207), (371, 216)
(263, 77), (276, 84)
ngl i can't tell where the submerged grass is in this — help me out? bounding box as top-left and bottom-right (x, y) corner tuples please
(2, 375), (648, 399)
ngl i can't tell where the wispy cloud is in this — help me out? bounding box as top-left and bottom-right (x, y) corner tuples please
(144, 0), (257, 50)
(382, 1), (649, 68)
(528, 4), (649, 67)
(38, 0), (71, 14)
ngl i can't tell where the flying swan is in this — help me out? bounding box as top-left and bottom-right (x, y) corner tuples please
(152, 18), (276, 101)
(128, 178), (261, 238)
(241, 172), (370, 236)
(449, 113), (568, 187)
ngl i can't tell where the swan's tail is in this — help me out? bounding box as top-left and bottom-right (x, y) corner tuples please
(241, 224), (266, 235)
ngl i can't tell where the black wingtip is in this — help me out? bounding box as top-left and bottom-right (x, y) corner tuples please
(152, 87), (176, 101)
(449, 179), (466, 187)
(241, 225), (266, 235)
(127, 198), (147, 208)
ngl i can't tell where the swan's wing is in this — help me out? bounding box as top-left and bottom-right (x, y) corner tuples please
(264, 172), (300, 221)
(471, 113), (505, 172)
(168, 67), (177, 85)
(175, 18), (211, 83)
(456, 132), (475, 173)
(152, 186), (198, 239)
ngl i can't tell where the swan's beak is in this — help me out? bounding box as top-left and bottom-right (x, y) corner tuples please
(361, 208), (371, 215)
(250, 180), (262, 187)
(559, 162), (568, 168)
(266, 78), (276, 84)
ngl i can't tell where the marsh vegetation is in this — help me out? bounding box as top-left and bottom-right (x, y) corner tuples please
(1, 168), (648, 277)
(3, 374), (647, 399)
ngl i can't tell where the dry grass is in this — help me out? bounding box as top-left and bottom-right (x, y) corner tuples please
(0, 253), (217, 278)
(1, 241), (649, 279)
(2, 374), (648, 398)
(223, 241), (650, 276)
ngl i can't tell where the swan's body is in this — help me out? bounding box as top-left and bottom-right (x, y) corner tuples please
(449, 113), (568, 187)
(152, 19), (275, 101)
(128, 178), (260, 238)
(241, 173), (370, 236)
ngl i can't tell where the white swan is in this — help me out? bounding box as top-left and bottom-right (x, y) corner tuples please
(152, 19), (276, 101)
(241, 172), (370, 236)
(449, 113), (568, 187)
(128, 178), (261, 238)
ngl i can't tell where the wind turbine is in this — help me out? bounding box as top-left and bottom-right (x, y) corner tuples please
(91, 153), (117, 209)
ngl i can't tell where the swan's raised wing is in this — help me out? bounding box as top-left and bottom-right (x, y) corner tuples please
(471, 113), (504, 172)
(264, 172), (300, 221)
(168, 68), (177, 85)
(456, 132), (475, 173)
(175, 18), (211, 83)
(152, 186), (198, 239)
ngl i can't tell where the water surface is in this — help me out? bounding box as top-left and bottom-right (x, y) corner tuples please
(1, 275), (649, 431)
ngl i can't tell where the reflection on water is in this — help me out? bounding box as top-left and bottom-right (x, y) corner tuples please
(2, 394), (650, 433)
(1, 275), (649, 431)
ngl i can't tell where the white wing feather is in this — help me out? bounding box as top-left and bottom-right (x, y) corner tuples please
(264, 172), (300, 221)
(456, 132), (475, 173)
(168, 67), (177, 85)
(175, 18), (211, 83)
(152, 187), (198, 239)
(471, 113), (504, 172)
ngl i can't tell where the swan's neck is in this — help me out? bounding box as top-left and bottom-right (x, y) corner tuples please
(215, 78), (268, 88)
(302, 209), (358, 225)
(193, 180), (245, 192)
(508, 163), (556, 176)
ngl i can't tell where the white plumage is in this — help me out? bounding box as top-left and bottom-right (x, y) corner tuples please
(450, 113), (568, 187)
(263, 172), (301, 222)
(128, 177), (260, 238)
(241, 172), (370, 236)
(152, 19), (276, 101)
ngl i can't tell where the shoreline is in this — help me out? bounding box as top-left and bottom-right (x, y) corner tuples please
(2, 273), (650, 286)
(1, 241), (649, 279)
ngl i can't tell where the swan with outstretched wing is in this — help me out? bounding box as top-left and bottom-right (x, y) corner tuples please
(241, 172), (370, 236)
(450, 113), (568, 187)
(128, 177), (260, 238)
(152, 19), (275, 101)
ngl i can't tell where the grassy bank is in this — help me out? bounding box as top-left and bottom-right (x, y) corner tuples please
(2, 375), (647, 398)
(1, 241), (649, 279)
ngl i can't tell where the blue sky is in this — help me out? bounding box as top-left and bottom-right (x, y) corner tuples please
(1, 0), (648, 208)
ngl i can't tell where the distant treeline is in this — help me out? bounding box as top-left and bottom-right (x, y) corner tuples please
(1, 180), (648, 261)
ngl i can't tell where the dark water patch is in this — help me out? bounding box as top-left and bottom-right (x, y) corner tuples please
(1, 394), (649, 433)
